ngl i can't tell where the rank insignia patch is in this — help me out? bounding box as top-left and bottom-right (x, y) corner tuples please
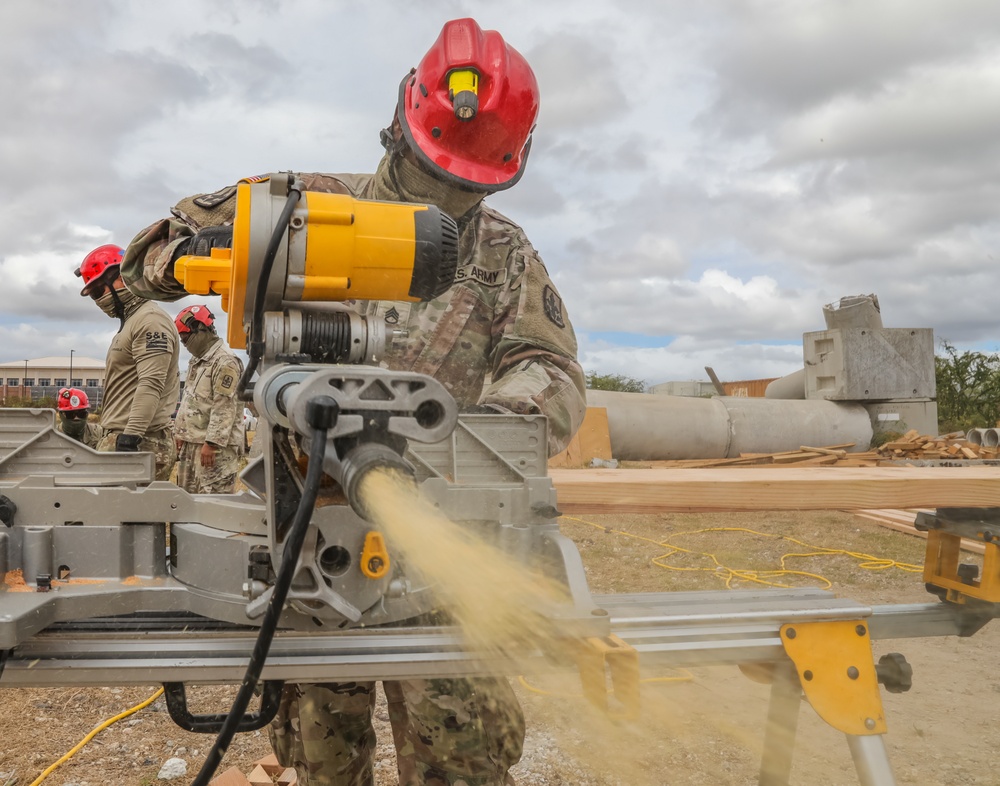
(193, 186), (237, 209)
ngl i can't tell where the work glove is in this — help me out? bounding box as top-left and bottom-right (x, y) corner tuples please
(172, 225), (234, 262)
(115, 433), (143, 452)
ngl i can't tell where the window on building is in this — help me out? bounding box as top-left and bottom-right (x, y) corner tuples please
(23, 378), (34, 386)
(71, 378), (83, 387)
(38, 378), (51, 386)
(6, 378), (18, 386)
(86, 379), (99, 387)
(54, 378), (66, 386)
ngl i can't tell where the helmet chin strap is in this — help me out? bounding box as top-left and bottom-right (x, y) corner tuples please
(109, 286), (126, 331)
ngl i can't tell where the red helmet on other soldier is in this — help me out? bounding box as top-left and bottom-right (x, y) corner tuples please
(175, 304), (216, 335)
(76, 244), (124, 296)
(58, 387), (90, 412)
(397, 18), (540, 193)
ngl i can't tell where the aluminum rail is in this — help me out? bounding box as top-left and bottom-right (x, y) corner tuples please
(2, 589), (993, 688)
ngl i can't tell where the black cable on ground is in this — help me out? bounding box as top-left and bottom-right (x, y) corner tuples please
(190, 395), (338, 786)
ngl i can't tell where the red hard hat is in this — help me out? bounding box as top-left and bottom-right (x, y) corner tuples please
(397, 18), (539, 192)
(175, 304), (216, 334)
(76, 244), (124, 296)
(58, 387), (90, 412)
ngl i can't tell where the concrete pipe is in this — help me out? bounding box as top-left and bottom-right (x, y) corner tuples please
(585, 390), (873, 461)
(967, 428), (986, 446)
(984, 429), (1000, 448)
(765, 368), (806, 400)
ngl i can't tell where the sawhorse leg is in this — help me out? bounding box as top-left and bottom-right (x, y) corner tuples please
(763, 619), (900, 785)
(847, 734), (896, 786)
(759, 661), (801, 786)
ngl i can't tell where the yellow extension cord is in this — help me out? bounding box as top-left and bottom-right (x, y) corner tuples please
(561, 516), (923, 590)
(29, 687), (164, 786)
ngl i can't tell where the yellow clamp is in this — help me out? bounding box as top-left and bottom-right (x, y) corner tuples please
(923, 530), (1000, 604)
(575, 634), (640, 720)
(780, 619), (886, 735)
(360, 531), (391, 579)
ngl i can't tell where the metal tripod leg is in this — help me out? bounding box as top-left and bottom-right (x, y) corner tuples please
(847, 734), (897, 786)
(759, 661), (801, 786)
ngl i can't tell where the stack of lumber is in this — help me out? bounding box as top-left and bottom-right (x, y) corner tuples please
(875, 429), (996, 461)
(853, 508), (986, 555)
(631, 443), (874, 469)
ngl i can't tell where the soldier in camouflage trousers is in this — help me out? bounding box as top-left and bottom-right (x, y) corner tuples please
(77, 244), (180, 482)
(119, 18), (585, 786)
(172, 304), (245, 494)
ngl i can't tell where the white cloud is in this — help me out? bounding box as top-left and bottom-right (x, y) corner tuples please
(1, 0), (999, 386)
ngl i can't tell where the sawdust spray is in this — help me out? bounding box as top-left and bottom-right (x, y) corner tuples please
(355, 468), (811, 785)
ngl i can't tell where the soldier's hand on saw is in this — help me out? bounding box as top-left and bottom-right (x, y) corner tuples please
(200, 442), (217, 468)
(172, 225), (234, 262)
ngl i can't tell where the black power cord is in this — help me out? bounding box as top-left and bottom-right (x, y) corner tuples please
(236, 180), (304, 400)
(190, 395), (339, 786)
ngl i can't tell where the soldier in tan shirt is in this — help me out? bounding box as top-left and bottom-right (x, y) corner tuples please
(76, 244), (180, 481)
(172, 304), (245, 493)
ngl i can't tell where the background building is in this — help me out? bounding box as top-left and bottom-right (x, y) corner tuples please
(0, 356), (106, 406)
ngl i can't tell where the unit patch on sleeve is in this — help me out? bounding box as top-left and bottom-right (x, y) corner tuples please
(454, 264), (508, 287)
(220, 373), (235, 392)
(542, 285), (565, 328)
(145, 331), (170, 352)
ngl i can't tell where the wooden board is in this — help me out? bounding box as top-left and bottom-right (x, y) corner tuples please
(210, 767), (254, 786)
(549, 465), (1000, 514)
(548, 407), (612, 468)
(853, 509), (986, 555)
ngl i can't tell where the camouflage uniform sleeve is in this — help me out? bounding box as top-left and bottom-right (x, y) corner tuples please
(480, 248), (586, 456)
(120, 216), (200, 301)
(121, 173), (359, 301)
(205, 355), (243, 447)
(125, 324), (178, 437)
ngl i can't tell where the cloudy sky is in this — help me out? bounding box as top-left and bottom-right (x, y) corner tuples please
(2, 0), (999, 387)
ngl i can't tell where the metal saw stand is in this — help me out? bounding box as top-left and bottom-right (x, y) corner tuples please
(6, 588), (996, 786)
(1, 409), (999, 785)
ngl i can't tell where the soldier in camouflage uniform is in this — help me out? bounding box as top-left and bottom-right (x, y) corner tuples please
(76, 244), (180, 481)
(172, 304), (245, 494)
(55, 387), (101, 449)
(119, 18), (584, 786)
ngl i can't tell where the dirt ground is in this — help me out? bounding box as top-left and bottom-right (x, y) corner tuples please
(1, 509), (996, 785)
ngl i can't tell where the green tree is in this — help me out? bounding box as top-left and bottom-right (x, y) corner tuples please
(935, 341), (1000, 433)
(585, 371), (646, 393)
